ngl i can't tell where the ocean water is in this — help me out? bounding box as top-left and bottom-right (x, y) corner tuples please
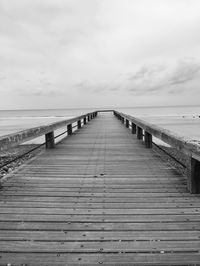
(0, 106), (200, 145)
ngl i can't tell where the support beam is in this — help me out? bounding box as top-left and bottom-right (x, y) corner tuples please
(126, 119), (129, 128)
(67, 124), (72, 135)
(77, 120), (81, 129)
(132, 123), (136, 134)
(188, 158), (200, 193)
(45, 131), (55, 149)
(84, 117), (87, 124)
(137, 126), (143, 140)
(145, 131), (152, 148)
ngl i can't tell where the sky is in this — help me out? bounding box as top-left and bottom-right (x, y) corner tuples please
(0, 0), (200, 110)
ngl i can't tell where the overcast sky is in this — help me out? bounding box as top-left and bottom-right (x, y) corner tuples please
(0, 0), (200, 109)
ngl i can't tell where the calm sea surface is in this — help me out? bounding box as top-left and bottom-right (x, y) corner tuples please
(0, 106), (200, 144)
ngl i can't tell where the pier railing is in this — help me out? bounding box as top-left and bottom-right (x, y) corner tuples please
(0, 111), (97, 151)
(0, 109), (200, 194)
(114, 110), (200, 194)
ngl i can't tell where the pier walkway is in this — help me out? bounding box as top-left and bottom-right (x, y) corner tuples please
(0, 112), (200, 265)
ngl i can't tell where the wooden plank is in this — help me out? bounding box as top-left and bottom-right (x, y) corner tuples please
(1, 196), (199, 203)
(1, 230), (200, 241)
(0, 207), (200, 215)
(0, 221), (199, 231)
(0, 214), (199, 222)
(0, 191), (196, 197)
(0, 240), (200, 252)
(1, 253), (200, 266)
(1, 202), (200, 208)
(3, 187), (189, 193)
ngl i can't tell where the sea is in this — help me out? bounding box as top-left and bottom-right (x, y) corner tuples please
(0, 105), (200, 145)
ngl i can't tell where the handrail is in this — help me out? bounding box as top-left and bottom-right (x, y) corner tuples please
(0, 111), (97, 152)
(114, 110), (200, 194)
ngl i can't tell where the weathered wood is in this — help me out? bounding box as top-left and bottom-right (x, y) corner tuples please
(67, 124), (72, 135)
(77, 120), (81, 129)
(45, 131), (55, 149)
(0, 111), (97, 152)
(114, 111), (200, 162)
(1, 230), (200, 241)
(126, 119), (129, 128)
(0, 113), (200, 265)
(137, 126), (143, 140)
(188, 158), (200, 193)
(145, 131), (152, 148)
(1, 253), (200, 266)
(115, 111), (200, 193)
(1, 240), (200, 252)
(1, 221), (199, 231)
(132, 122), (136, 134)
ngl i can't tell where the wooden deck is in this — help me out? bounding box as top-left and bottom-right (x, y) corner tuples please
(0, 113), (200, 265)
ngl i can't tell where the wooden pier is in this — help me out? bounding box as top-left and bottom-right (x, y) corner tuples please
(0, 111), (200, 265)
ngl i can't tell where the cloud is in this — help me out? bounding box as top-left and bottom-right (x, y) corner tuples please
(76, 58), (200, 97)
(127, 58), (200, 95)
(19, 86), (64, 97)
(168, 59), (200, 86)
(75, 78), (121, 94)
(129, 65), (166, 81)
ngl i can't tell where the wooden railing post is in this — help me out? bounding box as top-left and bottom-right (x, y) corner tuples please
(77, 120), (81, 129)
(137, 126), (143, 140)
(67, 124), (72, 135)
(144, 131), (152, 148)
(132, 123), (136, 134)
(126, 119), (129, 128)
(188, 158), (200, 193)
(84, 117), (87, 124)
(45, 131), (55, 149)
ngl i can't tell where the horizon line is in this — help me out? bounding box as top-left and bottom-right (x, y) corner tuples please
(0, 104), (200, 112)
